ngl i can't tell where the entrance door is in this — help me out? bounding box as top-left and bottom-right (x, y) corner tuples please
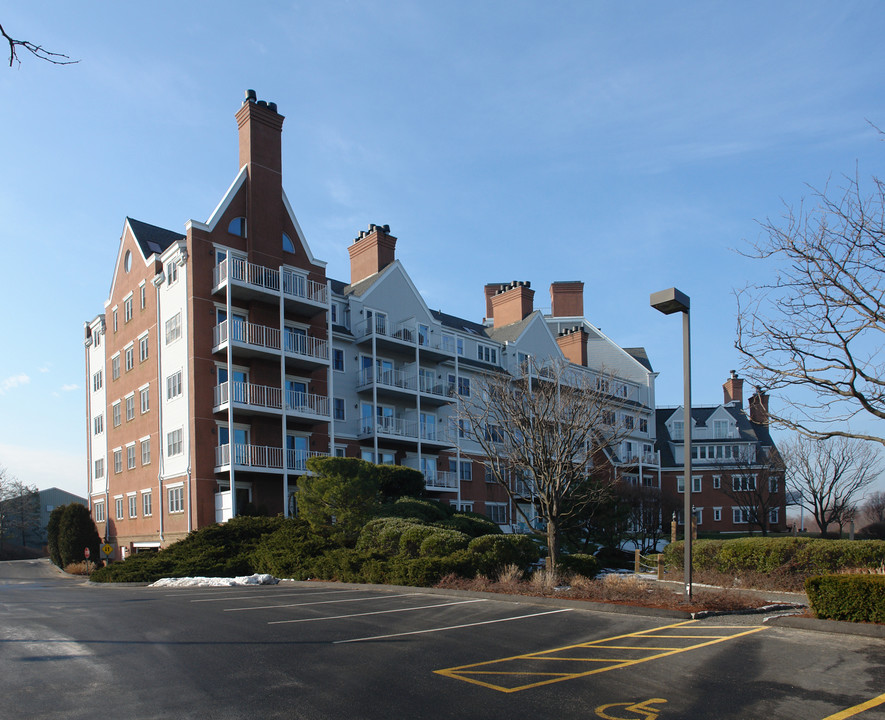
(287, 435), (309, 471)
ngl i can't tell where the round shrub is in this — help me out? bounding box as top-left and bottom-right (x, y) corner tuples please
(419, 528), (470, 557)
(468, 534), (540, 576)
(377, 497), (452, 523)
(438, 512), (502, 538)
(398, 525), (441, 557)
(558, 553), (599, 578)
(355, 517), (425, 556)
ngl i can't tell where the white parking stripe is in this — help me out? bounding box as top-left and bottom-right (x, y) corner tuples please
(224, 592), (424, 612)
(334, 608), (572, 644)
(267, 598), (487, 625)
(191, 588), (364, 603)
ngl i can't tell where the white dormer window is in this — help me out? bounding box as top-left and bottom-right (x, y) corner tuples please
(714, 420), (729, 438)
(671, 421), (684, 440)
(477, 344), (497, 364)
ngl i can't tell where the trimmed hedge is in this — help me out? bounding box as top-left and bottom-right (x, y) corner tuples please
(468, 534), (540, 576)
(558, 553), (600, 578)
(806, 574), (885, 624)
(663, 537), (885, 576)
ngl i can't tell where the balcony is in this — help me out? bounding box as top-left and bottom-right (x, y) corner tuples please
(356, 367), (416, 399)
(620, 450), (660, 468)
(213, 381), (283, 416)
(283, 331), (329, 370)
(286, 390), (330, 421)
(213, 320), (281, 359)
(358, 416), (453, 449)
(213, 258), (328, 317)
(214, 444), (329, 473)
(424, 470), (458, 492)
(354, 317), (451, 359)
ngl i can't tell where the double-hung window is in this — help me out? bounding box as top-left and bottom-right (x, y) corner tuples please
(167, 370), (182, 400)
(167, 429), (183, 457)
(124, 346), (134, 372)
(126, 444), (136, 470)
(142, 491), (152, 517)
(112, 402), (121, 427)
(166, 312), (182, 344)
(168, 486), (184, 513)
(125, 395), (135, 421)
(123, 296), (133, 323)
(140, 386), (150, 414)
(128, 494), (137, 518)
(141, 438), (151, 465)
(112, 354), (121, 380)
(139, 334), (149, 362)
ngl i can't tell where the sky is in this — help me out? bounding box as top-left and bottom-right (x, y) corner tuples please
(1, 2), (884, 498)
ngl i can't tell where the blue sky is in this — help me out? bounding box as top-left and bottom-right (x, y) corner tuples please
(2, 2), (884, 496)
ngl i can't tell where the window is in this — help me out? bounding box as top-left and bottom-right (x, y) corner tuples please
(769, 507), (780, 524)
(623, 414), (634, 430)
(140, 283), (146, 310)
(128, 494), (137, 518)
(677, 477), (684, 493)
(692, 476), (702, 493)
(418, 324), (429, 346)
(93, 458), (104, 479)
(124, 296), (133, 323)
(713, 420), (728, 438)
(330, 303), (339, 325)
(125, 395), (135, 421)
(93, 501), (105, 523)
(166, 370), (182, 399)
(167, 429), (183, 457)
(142, 491), (152, 517)
(113, 449), (122, 473)
(713, 507), (722, 522)
(733, 507), (752, 524)
(93, 414), (103, 436)
(139, 334), (149, 362)
(602, 410), (615, 426)
(732, 475), (757, 492)
(112, 308), (118, 333)
(112, 402), (121, 427)
(693, 507), (703, 525)
(141, 438), (151, 465)
(639, 417), (648, 433)
(282, 232), (295, 253)
(115, 497), (124, 520)
(94, 331), (101, 347)
(453, 500), (473, 512)
(112, 354), (120, 380)
(333, 398), (345, 421)
(168, 486), (184, 513)
(769, 477), (779, 493)
(486, 502), (508, 525)
(165, 312), (182, 344)
(140, 386), (149, 414)
(459, 460), (472, 482)
(92, 370), (102, 392)
(477, 344), (498, 364)
(124, 346), (134, 372)
(165, 259), (178, 285)
(332, 348), (344, 372)
(712, 475), (721, 489)
(671, 421), (684, 440)
(228, 217), (247, 237)
(448, 374), (470, 397)
(126, 444), (136, 470)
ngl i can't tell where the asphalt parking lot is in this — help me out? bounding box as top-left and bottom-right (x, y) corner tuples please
(2, 561), (884, 719)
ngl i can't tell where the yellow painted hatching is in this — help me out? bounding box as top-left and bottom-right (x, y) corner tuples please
(433, 620), (767, 693)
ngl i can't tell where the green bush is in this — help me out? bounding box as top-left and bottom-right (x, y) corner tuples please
(419, 528), (471, 557)
(438, 512), (502, 538)
(355, 517), (425, 556)
(376, 466), (426, 500)
(377, 497), (452, 524)
(58, 503), (101, 567)
(806, 574), (885, 624)
(250, 519), (330, 579)
(664, 537), (885, 576)
(860, 522), (885, 540)
(46, 505), (67, 568)
(558, 553), (600, 578)
(468, 534), (540, 576)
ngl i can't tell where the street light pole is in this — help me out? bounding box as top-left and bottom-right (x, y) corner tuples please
(650, 287), (693, 602)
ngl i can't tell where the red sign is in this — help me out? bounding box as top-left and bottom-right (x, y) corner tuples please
(84, 548), (91, 559)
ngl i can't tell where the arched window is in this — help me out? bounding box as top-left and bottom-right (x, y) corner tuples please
(282, 232), (296, 254)
(124, 250), (132, 273)
(227, 217), (247, 237)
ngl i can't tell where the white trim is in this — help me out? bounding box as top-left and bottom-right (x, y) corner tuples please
(202, 165), (249, 231)
(282, 189), (326, 268)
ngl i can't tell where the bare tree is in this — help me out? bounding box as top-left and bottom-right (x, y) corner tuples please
(862, 490), (885, 524)
(715, 446), (785, 536)
(2, 478), (40, 547)
(735, 170), (885, 448)
(0, 22), (77, 67)
(782, 435), (881, 538)
(457, 357), (629, 572)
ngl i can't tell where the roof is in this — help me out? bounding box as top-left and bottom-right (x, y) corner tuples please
(484, 312), (539, 344)
(430, 309), (489, 337)
(127, 217), (184, 258)
(624, 347), (653, 372)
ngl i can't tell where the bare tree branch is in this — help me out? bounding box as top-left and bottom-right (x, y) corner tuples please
(735, 169), (885, 447)
(714, 446), (785, 535)
(0, 22), (77, 68)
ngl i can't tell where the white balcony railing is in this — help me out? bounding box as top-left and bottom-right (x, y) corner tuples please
(214, 381), (283, 412)
(282, 270), (328, 305)
(286, 391), (330, 418)
(286, 449), (330, 472)
(215, 443), (284, 470)
(283, 332), (329, 362)
(214, 259), (329, 309)
(357, 367), (416, 392)
(214, 320), (282, 353)
(425, 471), (458, 490)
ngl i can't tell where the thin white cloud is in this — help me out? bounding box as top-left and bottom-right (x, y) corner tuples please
(0, 374), (30, 395)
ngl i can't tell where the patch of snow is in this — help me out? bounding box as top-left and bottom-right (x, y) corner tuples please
(149, 574), (279, 588)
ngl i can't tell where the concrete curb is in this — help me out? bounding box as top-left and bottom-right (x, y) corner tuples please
(764, 614), (885, 638)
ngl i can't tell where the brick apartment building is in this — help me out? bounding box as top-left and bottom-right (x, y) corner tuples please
(84, 92), (661, 558)
(656, 372), (786, 534)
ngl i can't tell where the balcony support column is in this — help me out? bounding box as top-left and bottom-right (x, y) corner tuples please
(280, 265), (289, 516)
(227, 262), (237, 518)
(327, 279), (335, 461)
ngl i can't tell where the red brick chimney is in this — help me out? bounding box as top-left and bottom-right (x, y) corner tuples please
(556, 326), (589, 366)
(491, 281), (534, 328)
(550, 281), (584, 318)
(236, 90), (284, 175)
(348, 224), (397, 284)
(749, 387), (770, 425)
(723, 370), (744, 407)
(484, 283), (503, 323)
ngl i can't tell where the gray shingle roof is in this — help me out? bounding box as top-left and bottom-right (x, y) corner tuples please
(127, 217), (184, 257)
